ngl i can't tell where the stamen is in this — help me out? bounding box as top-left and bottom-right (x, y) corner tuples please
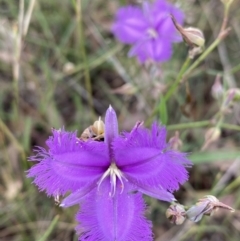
(54, 192), (60, 205)
(97, 163), (127, 197)
(147, 28), (158, 39)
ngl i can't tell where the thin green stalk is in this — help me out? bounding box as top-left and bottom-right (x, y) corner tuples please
(76, 0), (95, 121)
(146, 57), (191, 125)
(183, 37), (223, 78)
(167, 120), (211, 130)
(229, 62), (240, 75)
(23, 0), (36, 36)
(0, 118), (26, 160)
(167, 120), (240, 132)
(164, 56), (191, 102)
(37, 215), (59, 241)
(65, 45), (122, 76)
(222, 176), (240, 194)
(13, 0), (24, 110)
(221, 123), (240, 131)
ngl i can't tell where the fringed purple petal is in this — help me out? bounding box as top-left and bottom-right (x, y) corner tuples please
(76, 180), (152, 241)
(131, 181), (175, 202)
(113, 123), (192, 192)
(112, 6), (148, 44)
(121, 151), (191, 192)
(27, 128), (109, 196)
(114, 122), (167, 166)
(60, 182), (97, 208)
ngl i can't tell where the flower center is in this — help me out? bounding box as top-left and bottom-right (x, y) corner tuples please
(97, 163), (127, 197)
(147, 28), (158, 39)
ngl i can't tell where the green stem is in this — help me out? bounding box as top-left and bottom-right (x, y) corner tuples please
(167, 120), (211, 130)
(229, 62), (240, 75)
(167, 120), (240, 131)
(222, 176), (240, 194)
(221, 123), (240, 131)
(165, 56), (191, 102)
(146, 57), (191, 126)
(183, 38), (222, 78)
(0, 118), (26, 160)
(76, 0), (95, 120)
(65, 45), (122, 76)
(37, 215), (59, 241)
(13, 0), (24, 112)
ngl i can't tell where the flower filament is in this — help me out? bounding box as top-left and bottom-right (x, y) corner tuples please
(147, 28), (158, 39)
(97, 162), (127, 197)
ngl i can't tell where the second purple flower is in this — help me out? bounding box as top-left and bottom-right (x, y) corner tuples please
(112, 0), (184, 63)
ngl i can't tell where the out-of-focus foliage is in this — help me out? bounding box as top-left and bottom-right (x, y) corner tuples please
(0, 0), (240, 240)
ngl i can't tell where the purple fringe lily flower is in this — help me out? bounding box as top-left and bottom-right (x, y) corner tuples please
(112, 0), (184, 63)
(27, 106), (191, 241)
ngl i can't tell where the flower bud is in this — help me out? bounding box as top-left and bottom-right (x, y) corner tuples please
(111, 83), (137, 95)
(171, 14), (205, 58)
(80, 117), (105, 141)
(168, 131), (183, 151)
(202, 127), (221, 150)
(166, 203), (186, 225)
(181, 27), (205, 48)
(63, 62), (75, 74)
(92, 117), (105, 136)
(226, 88), (240, 103)
(205, 127), (221, 143)
(186, 195), (235, 222)
(211, 75), (224, 99)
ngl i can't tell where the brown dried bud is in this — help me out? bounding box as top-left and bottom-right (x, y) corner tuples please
(171, 14), (205, 58)
(186, 195), (235, 222)
(205, 127), (221, 142)
(111, 83), (137, 95)
(211, 75), (224, 99)
(201, 127), (221, 150)
(226, 88), (240, 103)
(168, 131), (183, 151)
(181, 27), (205, 48)
(80, 117), (105, 141)
(166, 203), (186, 225)
(63, 62), (75, 74)
(92, 118), (105, 136)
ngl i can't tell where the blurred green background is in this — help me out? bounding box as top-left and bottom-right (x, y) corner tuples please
(0, 0), (240, 240)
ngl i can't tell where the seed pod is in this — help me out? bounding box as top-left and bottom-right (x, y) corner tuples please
(171, 15), (205, 48)
(211, 75), (224, 99)
(166, 203), (186, 225)
(186, 195), (235, 222)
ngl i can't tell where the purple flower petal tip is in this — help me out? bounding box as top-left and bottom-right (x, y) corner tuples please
(105, 105), (118, 147)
